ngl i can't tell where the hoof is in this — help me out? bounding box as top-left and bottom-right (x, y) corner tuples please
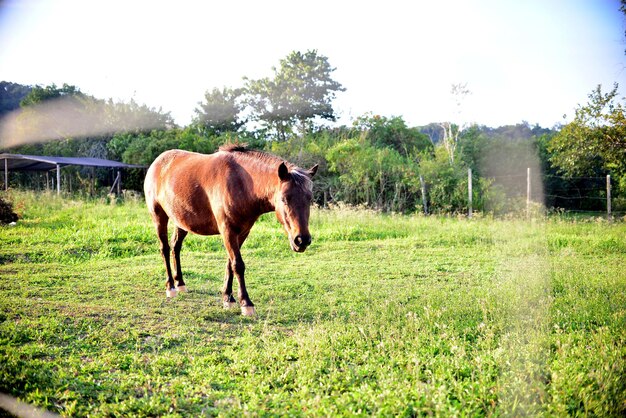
(166, 288), (177, 298)
(223, 301), (237, 309)
(241, 306), (257, 317)
(176, 285), (187, 293)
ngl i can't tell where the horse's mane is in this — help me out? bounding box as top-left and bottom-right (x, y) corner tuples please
(219, 144), (250, 153)
(219, 144), (283, 166)
(219, 144), (313, 192)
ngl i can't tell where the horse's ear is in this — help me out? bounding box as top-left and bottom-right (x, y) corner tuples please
(278, 162), (290, 182)
(308, 164), (319, 178)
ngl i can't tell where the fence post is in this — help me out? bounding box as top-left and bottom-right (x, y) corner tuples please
(56, 164), (61, 195)
(419, 175), (428, 215)
(468, 168), (473, 218)
(607, 174), (612, 221)
(526, 167), (531, 217)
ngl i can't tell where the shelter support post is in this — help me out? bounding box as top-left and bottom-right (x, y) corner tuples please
(90, 167), (95, 196)
(3, 159), (7, 191)
(110, 171), (122, 195)
(56, 164), (61, 195)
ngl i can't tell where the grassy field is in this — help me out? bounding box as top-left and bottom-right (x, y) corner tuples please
(0, 191), (625, 417)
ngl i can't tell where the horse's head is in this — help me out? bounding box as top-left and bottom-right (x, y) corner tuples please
(275, 162), (318, 253)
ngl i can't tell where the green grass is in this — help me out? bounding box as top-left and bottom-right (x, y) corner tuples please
(0, 191), (625, 416)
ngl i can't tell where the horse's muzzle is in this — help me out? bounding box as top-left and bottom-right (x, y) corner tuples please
(292, 234), (311, 252)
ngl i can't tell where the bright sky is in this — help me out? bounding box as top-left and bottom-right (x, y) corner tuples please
(0, 0), (624, 129)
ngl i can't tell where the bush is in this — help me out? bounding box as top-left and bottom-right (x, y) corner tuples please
(0, 196), (18, 224)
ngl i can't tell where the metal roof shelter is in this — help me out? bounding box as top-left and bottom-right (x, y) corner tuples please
(1, 153), (146, 194)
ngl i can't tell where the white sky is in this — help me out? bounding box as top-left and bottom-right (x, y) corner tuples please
(0, 0), (624, 128)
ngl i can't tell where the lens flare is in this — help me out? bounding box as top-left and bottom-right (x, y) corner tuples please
(0, 96), (168, 149)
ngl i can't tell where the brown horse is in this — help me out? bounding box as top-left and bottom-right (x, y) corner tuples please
(144, 145), (318, 316)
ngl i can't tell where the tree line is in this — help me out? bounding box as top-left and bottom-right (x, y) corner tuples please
(1, 50), (624, 215)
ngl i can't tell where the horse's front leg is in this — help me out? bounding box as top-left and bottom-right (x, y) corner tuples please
(222, 229), (256, 316)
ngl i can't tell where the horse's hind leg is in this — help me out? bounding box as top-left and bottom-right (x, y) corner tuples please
(152, 207), (177, 297)
(222, 261), (237, 308)
(171, 227), (188, 292)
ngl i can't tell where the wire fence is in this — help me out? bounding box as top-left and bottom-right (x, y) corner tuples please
(472, 169), (624, 218)
(2, 164), (624, 218)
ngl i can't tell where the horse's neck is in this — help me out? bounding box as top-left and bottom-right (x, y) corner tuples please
(231, 155), (283, 215)
(251, 167), (280, 214)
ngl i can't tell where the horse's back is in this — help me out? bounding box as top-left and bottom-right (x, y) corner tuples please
(144, 149), (202, 205)
(145, 150), (223, 235)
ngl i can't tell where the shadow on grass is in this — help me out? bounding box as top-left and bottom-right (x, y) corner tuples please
(201, 308), (244, 323)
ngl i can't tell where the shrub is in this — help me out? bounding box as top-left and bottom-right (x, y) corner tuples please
(0, 196), (18, 224)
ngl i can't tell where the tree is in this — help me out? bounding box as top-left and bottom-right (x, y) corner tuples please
(353, 114), (433, 158)
(5, 84), (97, 153)
(104, 98), (174, 135)
(194, 87), (245, 136)
(325, 135), (421, 212)
(457, 125), (487, 175)
(549, 84), (626, 181)
(440, 83), (471, 164)
(2, 83), (174, 159)
(0, 81), (32, 118)
(17, 84), (174, 139)
(419, 146), (470, 213)
(245, 50), (345, 140)
(19, 83), (83, 107)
